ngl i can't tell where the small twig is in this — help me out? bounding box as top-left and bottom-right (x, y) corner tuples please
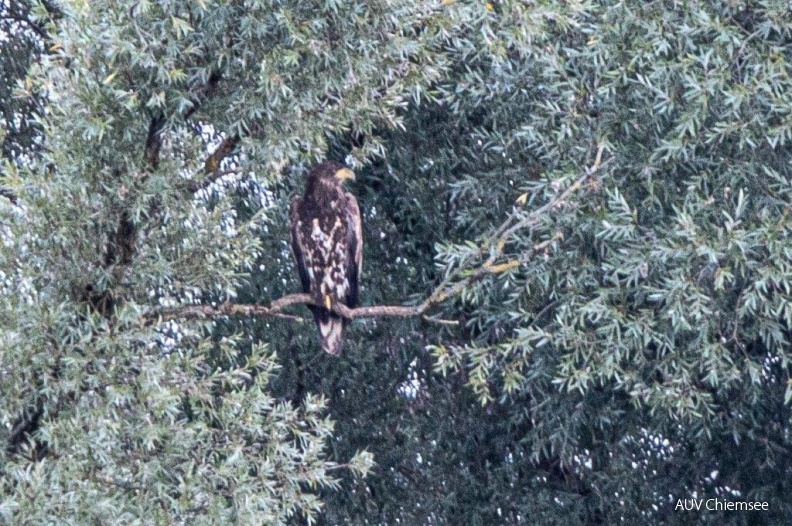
(1, 12), (48, 40)
(483, 260), (520, 273)
(422, 315), (460, 326)
(0, 188), (18, 205)
(531, 299), (560, 325)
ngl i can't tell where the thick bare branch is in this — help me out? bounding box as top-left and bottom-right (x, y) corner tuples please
(159, 295), (309, 323)
(156, 294), (431, 324)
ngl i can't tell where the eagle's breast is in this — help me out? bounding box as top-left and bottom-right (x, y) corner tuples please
(299, 195), (350, 304)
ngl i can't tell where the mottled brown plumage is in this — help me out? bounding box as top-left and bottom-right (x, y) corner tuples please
(290, 161), (362, 355)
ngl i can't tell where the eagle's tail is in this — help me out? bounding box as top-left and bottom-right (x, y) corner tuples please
(310, 307), (346, 356)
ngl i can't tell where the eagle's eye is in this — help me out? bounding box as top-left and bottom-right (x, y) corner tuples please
(333, 168), (355, 181)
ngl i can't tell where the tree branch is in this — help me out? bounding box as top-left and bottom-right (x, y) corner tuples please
(153, 145), (609, 325)
(187, 135), (240, 192)
(183, 71), (222, 122)
(155, 294), (431, 324)
(1, 12), (48, 39)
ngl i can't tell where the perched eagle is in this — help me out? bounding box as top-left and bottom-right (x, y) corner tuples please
(290, 161), (362, 355)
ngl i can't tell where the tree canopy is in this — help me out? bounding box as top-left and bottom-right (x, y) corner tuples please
(2, 0), (792, 524)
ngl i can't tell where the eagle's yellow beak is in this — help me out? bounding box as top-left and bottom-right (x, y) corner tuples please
(334, 168), (356, 181)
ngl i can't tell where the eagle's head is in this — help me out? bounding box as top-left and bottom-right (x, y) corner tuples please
(308, 160), (356, 190)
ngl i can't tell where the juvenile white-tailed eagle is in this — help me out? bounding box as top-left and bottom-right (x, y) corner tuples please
(290, 161), (362, 355)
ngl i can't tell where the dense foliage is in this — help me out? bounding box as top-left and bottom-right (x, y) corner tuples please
(3, 0), (792, 524)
